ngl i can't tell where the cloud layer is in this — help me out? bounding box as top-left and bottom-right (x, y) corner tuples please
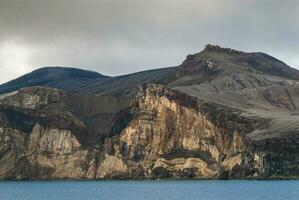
(0, 0), (298, 83)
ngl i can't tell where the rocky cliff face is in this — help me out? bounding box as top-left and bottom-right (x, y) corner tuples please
(1, 84), (296, 180)
(0, 88), (90, 179)
(0, 45), (298, 180)
(103, 84), (249, 179)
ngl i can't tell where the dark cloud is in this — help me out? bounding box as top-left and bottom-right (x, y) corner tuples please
(0, 0), (298, 83)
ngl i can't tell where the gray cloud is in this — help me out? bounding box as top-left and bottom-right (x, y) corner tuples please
(0, 0), (298, 83)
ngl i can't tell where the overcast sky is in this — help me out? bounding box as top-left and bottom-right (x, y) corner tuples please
(0, 0), (298, 84)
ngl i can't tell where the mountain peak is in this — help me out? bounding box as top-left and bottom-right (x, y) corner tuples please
(203, 44), (243, 54)
(180, 44), (299, 81)
(182, 44), (243, 65)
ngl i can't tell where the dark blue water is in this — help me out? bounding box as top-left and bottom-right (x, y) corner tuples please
(0, 180), (298, 200)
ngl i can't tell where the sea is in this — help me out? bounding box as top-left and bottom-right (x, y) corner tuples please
(0, 180), (298, 200)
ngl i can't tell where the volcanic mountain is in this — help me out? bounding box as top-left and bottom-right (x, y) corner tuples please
(0, 44), (298, 180)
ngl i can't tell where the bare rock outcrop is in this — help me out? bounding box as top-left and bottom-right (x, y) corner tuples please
(101, 84), (264, 179)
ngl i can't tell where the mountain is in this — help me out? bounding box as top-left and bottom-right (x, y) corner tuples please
(0, 45), (298, 180)
(0, 67), (106, 94)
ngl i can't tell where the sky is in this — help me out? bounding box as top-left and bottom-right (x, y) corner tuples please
(0, 0), (298, 84)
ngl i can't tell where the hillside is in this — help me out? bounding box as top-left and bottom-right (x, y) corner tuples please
(0, 67), (107, 94)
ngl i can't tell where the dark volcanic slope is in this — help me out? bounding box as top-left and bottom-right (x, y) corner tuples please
(0, 67), (107, 94)
(0, 66), (180, 96)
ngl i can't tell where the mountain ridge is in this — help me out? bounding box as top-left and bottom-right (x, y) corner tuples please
(1, 44), (298, 95)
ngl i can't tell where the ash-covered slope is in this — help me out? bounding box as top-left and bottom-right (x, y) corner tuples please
(173, 45), (299, 141)
(0, 45), (298, 180)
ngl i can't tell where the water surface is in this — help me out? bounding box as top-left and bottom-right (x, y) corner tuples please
(0, 180), (298, 200)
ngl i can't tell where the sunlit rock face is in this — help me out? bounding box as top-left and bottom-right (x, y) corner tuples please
(101, 84), (261, 179)
(0, 45), (299, 180)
